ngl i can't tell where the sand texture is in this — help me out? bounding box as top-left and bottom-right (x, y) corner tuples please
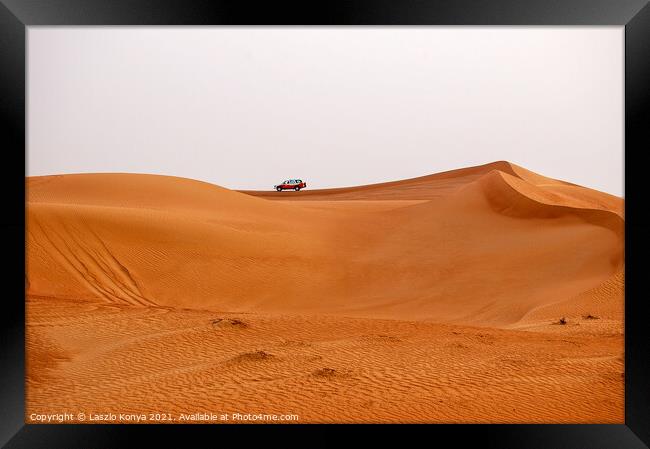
(26, 161), (624, 423)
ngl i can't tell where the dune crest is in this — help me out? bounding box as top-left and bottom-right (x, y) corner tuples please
(469, 169), (624, 235)
(239, 160), (518, 200)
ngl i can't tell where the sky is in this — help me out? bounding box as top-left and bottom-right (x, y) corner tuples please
(27, 27), (624, 196)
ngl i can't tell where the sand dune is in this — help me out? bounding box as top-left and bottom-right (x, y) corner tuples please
(26, 161), (624, 423)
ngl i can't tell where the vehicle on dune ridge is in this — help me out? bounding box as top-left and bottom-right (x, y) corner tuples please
(274, 179), (307, 191)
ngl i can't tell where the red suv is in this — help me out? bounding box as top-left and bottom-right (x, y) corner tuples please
(274, 179), (307, 191)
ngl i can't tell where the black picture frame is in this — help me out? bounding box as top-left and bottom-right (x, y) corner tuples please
(2, 1), (648, 447)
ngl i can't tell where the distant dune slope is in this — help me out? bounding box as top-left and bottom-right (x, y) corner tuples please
(26, 162), (624, 327)
(240, 161), (624, 214)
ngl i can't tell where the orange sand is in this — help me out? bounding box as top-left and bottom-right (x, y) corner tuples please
(26, 161), (624, 423)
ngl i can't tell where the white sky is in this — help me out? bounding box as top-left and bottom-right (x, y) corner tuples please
(27, 27), (624, 196)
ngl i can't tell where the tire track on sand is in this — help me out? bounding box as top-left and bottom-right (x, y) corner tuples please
(29, 214), (156, 307)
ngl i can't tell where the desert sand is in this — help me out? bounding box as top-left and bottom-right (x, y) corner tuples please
(26, 161), (624, 423)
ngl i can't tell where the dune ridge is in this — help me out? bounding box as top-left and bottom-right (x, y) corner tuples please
(470, 169), (623, 235)
(241, 160), (571, 199)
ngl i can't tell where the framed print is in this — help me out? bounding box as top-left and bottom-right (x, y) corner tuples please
(1, 0), (649, 447)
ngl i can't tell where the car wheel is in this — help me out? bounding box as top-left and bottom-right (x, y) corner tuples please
(294, 186), (300, 191)
(276, 187), (282, 192)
